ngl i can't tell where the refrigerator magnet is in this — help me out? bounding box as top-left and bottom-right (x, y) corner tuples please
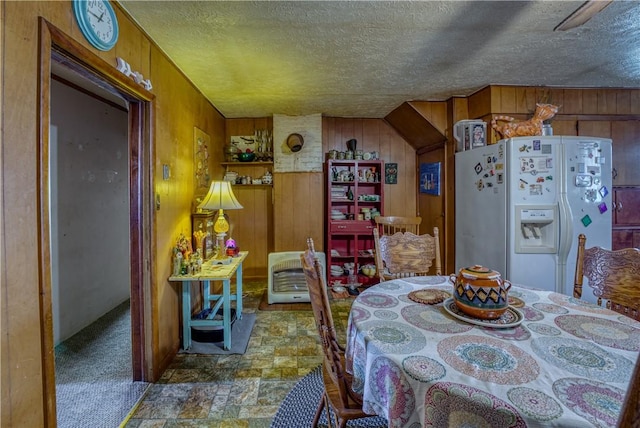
(581, 215), (593, 227)
(530, 184), (543, 196)
(474, 163), (483, 175)
(598, 202), (608, 214)
(599, 186), (609, 198)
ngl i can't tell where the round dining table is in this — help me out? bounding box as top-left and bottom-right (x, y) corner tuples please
(345, 276), (640, 428)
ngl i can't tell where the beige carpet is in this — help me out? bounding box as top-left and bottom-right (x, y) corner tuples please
(55, 300), (150, 428)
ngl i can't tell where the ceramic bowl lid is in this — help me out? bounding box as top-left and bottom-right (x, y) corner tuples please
(460, 265), (501, 280)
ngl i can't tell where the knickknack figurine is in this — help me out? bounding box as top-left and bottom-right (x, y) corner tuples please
(491, 103), (558, 140)
(173, 233), (193, 275)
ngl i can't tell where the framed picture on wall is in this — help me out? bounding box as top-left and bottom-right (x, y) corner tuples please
(194, 127), (211, 191)
(385, 163), (398, 184)
(420, 162), (440, 195)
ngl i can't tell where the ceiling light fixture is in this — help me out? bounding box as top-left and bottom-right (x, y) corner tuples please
(554, 0), (613, 31)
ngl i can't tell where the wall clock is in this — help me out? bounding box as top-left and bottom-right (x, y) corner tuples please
(73, 0), (119, 51)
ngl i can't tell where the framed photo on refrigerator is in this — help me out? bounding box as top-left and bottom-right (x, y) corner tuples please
(420, 162), (440, 195)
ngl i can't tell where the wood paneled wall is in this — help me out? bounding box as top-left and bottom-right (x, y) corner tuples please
(469, 86), (640, 144)
(273, 172), (325, 252)
(2, 2), (224, 425)
(3, 2), (639, 423)
(321, 117), (418, 221)
(409, 102), (451, 273)
(470, 86), (640, 117)
(222, 118), (274, 277)
(223, 117), (417, 269)
(223, 88), (640, 280)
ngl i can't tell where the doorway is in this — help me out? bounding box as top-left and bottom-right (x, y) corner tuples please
(49, 78), (130, 348)
(49, 78), (148, 426)
(38, 19), (155, 426)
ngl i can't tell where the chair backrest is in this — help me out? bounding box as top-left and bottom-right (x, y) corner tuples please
(574, 233), (640, 320)
(373, 227), (442, 280)
(618, 352), (640, 427)
(300, 237), (360, 408)
(375, 216), (421, 235)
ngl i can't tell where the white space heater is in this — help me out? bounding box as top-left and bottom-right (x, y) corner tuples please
(267, 251), (326, 304)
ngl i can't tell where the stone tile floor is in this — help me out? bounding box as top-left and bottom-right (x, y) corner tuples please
(124, 279), (354, 428)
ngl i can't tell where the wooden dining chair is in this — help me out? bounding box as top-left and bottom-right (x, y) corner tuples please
(574, 233), (640, 320)
(618, 352), (640, 427)
(373, 227), (442, 281)
(374, 215), (421, 235)
(300, 237), (372, 428)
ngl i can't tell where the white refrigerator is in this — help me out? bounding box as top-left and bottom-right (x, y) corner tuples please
(455, 136), (612, 302)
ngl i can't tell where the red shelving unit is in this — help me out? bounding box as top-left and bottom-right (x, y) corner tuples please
(326, 159), (384, 287)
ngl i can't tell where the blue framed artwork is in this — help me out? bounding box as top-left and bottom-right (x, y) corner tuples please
(420, 162), (440, 195)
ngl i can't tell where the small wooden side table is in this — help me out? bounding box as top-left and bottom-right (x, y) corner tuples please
(169, 251), (248, 350)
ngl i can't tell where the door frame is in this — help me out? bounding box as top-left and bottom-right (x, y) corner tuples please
(37, 18), (155, 425)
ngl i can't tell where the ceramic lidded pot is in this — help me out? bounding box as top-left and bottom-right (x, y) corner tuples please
(449, 265), (511, 320)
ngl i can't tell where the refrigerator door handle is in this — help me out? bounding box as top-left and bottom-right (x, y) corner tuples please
(558, 199), (573, 257)
(556, 142), (572, 295)
(557, 196), (573, 293)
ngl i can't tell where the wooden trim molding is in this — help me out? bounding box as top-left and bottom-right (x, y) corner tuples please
(37, 17), (155, 426)
(41, 19), (154, 101)
(37, 17), (56, 426)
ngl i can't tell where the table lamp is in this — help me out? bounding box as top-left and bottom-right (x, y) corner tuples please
(197, 181), (243, 264)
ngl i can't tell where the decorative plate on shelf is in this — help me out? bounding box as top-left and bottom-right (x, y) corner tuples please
(442, 298), (524, 328)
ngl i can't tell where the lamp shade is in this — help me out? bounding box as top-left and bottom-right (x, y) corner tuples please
(197, 181), (244, 211)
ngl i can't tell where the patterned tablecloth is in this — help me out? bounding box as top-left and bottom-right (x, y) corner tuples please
(345, 276), (640, 428)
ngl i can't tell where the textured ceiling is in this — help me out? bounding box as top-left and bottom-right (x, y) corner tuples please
(118, 1), (640, 119)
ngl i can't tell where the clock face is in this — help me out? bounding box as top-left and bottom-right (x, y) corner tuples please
(73, 0), (119, 51)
